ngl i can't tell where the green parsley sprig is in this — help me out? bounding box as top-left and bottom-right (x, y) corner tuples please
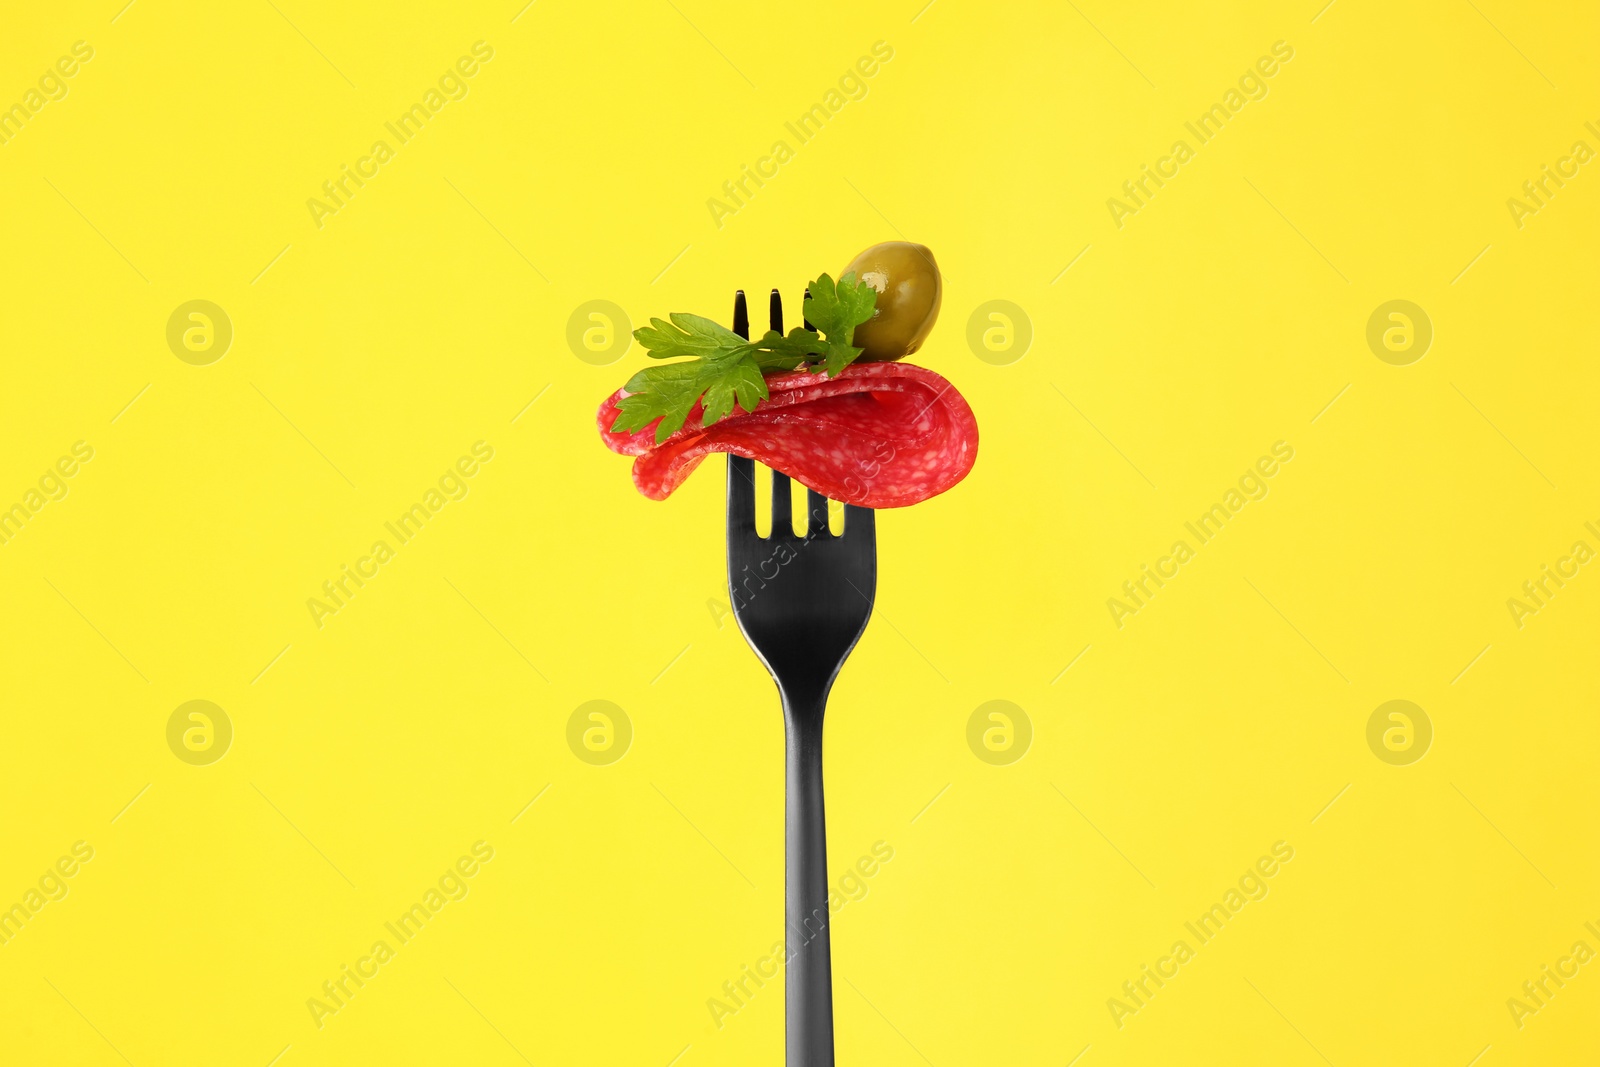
(610, 272), (877, 444)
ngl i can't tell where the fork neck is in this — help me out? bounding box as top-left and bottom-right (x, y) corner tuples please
(778, 682), (831, 733)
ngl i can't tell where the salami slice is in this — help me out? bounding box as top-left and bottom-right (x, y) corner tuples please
(596, 362), (978, 508)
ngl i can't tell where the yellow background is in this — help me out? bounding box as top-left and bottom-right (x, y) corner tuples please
(1, 0), (1596, 1064)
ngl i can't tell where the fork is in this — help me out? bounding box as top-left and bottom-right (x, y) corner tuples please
(726, 288), (877, 1067)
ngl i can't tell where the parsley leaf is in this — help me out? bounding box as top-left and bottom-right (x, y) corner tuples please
(611, 271), (877, 444)
(612, 362), (705, 441)
(633, 312), (747, 360)
(803, 272), (878, 376)
(701, 359), (767, 427)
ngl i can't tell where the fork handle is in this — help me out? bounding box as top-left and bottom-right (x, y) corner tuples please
(784, 709), (835, 1066)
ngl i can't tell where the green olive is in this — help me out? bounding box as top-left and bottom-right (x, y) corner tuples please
(842, 241), (942, 362)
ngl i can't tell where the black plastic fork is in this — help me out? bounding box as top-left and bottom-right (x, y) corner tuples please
(726, 289), (877, 1067)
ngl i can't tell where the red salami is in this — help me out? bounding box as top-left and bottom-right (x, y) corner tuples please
(596, 362), (978, 508)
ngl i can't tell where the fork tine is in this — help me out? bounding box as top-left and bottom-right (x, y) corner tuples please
(771, 470), (792, 535)
(728, 456), (756, 532)
(806, 489), (830, 538)
(843, 503), (874, 541)
(727, 290), (755, 534)
(770, 288), (783, 334)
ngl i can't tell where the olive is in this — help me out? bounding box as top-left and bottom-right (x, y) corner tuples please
(841, 241), (942, 362)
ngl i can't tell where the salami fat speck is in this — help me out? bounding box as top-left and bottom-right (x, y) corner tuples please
(596, 362), (978, 508)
